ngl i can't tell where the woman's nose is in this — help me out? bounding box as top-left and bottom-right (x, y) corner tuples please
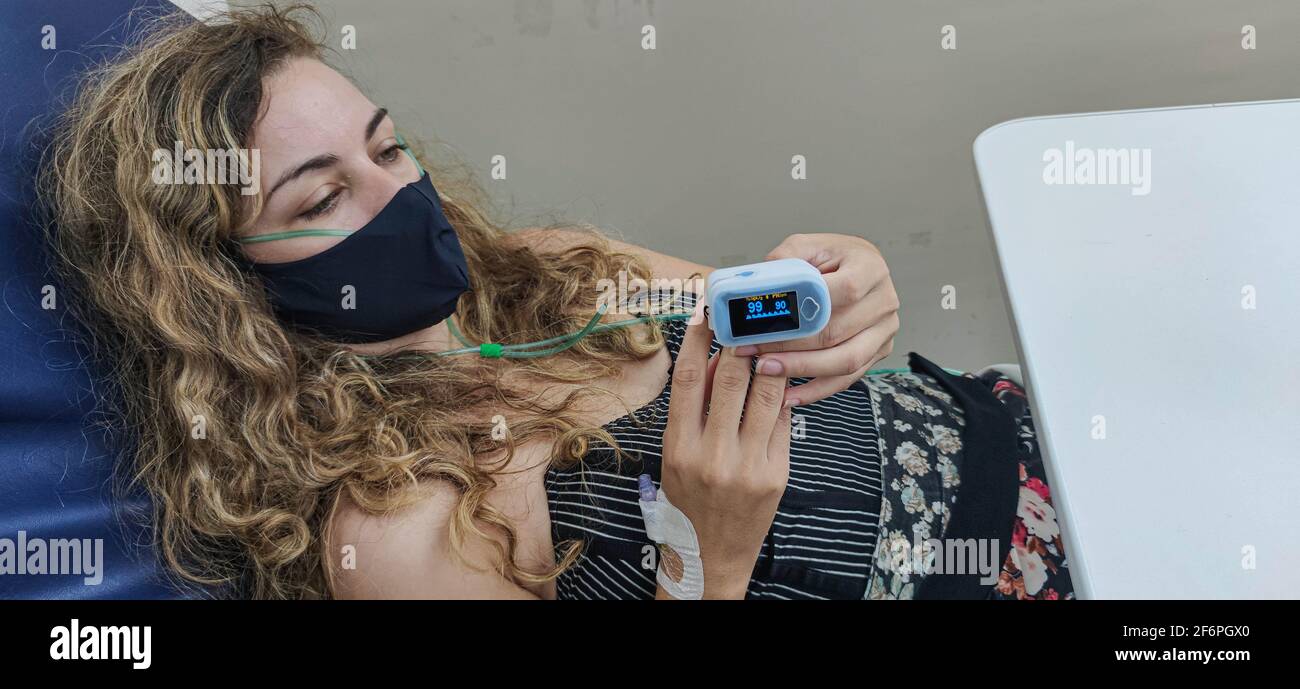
(354, 164), (414, 219)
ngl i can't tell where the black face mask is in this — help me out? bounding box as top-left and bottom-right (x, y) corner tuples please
(238, 153), (470, 344)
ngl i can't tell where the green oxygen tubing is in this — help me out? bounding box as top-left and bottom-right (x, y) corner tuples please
(435, 304), (695, 359)
(431, 304), (962, 376)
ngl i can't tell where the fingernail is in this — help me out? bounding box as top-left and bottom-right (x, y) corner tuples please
(759, 358), (784, 376)
(783, 397), (799, 409)
(735, 345), (758, 356)
(695, 300), (708, 322)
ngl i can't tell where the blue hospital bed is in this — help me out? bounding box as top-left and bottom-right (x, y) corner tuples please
(0, 0), (212, 599)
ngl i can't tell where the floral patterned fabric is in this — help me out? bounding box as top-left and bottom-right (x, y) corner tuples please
(862, 369), (1074, 600)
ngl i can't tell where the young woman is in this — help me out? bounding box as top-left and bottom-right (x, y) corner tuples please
(39, 3), (1071, 600)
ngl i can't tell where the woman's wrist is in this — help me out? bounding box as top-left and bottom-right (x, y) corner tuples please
(702, 579), (750, 599)
(700, 555), (756, 599)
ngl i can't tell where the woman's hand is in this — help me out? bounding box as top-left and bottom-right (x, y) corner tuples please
(736, 233), (900, 406)
(659, 302), (793, 599)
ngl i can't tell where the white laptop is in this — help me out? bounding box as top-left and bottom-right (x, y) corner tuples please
(973, 100), (1300, 599)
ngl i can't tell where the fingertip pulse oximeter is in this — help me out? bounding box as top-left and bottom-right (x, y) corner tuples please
(705, 258), (831, 347)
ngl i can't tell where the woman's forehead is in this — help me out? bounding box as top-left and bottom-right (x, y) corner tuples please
(253, 58), (381, 153)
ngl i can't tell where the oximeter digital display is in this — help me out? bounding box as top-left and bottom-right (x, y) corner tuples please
(706, 258), (831, 347)
(727, 291), (800, 338)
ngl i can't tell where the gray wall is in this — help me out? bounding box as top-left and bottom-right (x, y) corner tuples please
(236, 0), (1300, 371)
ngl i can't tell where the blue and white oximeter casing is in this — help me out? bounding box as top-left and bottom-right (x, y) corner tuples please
(705, 258), (831, 348)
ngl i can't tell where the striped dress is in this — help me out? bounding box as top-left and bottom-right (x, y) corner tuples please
(545, 291), (883, 599)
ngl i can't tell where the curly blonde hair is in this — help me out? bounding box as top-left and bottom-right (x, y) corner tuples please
(38, 2), (670, 598)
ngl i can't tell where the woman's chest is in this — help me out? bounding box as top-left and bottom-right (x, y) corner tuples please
(546, 382), (886, 600)
(478, 345), (673, 598)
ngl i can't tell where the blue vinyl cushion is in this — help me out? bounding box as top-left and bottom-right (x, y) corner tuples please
(0, 0), (209, 598)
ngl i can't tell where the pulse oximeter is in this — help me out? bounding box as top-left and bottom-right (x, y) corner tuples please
(705, 258), (831, 347)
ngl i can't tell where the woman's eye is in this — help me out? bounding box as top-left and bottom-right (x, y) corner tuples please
(378, 143), (408, 164)
(291, 145), (408, 222)
(298, 189), (341, 221)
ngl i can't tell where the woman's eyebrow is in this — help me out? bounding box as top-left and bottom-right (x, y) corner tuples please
(267, 153), (339, 200)
(364, 106), (389, 142)
(265, 107), (389, 201)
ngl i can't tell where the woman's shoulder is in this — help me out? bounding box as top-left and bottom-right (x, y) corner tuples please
(326, 481), (460, 598)
(327, 441), (556, 599)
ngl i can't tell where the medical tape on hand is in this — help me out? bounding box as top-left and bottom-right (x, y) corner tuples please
(638, 477), (704, 600)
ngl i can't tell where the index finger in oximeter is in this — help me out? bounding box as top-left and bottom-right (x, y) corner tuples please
(705, 258), (831, 348)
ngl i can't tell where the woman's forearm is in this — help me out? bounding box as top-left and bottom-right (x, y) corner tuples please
(515, 227), (715, 284)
